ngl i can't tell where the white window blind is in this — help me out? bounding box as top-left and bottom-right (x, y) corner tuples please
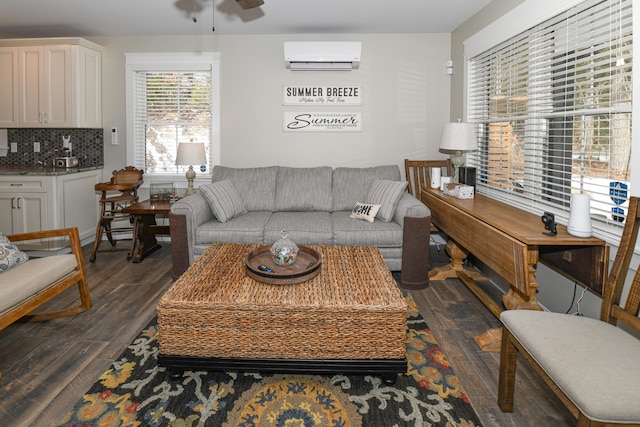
(467, 0), (632, 240)
(133, 70), (213, 174)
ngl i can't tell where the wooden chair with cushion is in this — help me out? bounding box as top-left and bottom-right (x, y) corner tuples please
(498, 196), (640, 426)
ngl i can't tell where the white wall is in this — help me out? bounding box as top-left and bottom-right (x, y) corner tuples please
(90, 33), (452, 180)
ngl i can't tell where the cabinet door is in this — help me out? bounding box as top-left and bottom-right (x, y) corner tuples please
(43, 45), (71, 127)
(74, 46), (102, 127)
(0, 47), (19, 127)
(0, 194), (15, 234)
(18, 46), (44, 127)
(18, 45), (70, 127)
(0, 193), (48, 250)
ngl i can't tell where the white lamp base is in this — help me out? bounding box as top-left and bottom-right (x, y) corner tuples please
(184, 166), (197, 196)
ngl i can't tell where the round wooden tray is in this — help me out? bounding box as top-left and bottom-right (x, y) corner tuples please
(245, 245), (322, 285)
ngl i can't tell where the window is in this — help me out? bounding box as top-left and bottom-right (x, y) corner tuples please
(125, 53), (220, 183)
(466, 0), (632, 240)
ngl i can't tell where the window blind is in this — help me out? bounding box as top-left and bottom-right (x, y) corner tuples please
(467, 0), (632, 240)
(132, 70), (213, 175)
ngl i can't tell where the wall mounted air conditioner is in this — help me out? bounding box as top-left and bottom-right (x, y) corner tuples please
(284, 41), (361, 71)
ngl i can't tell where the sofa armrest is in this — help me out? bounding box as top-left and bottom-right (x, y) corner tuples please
(393, 193), (431, 290)
(393, 192), (431, 223)
(170, 193), (215, 275)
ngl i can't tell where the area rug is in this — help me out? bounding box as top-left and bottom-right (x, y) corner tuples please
(57, 295), (482, 426)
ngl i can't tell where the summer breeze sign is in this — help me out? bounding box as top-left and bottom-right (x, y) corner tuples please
(283, 86), (362, 105)
(283, 112), (362, 132)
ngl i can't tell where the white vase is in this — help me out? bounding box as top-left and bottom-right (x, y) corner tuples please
(567, 194), (592, 238)
(430, 167), (441, 189)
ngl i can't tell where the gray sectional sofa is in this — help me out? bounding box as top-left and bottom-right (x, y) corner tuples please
(169, 165), (431, 288)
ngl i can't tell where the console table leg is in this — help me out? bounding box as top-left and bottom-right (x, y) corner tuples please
(429, 239), (485, 281)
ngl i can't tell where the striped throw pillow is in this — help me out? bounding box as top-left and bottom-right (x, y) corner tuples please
(366, 179), (408, 222)
(200, 180), (247, 223)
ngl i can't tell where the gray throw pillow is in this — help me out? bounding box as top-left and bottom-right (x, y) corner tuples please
(200, 180), (247, 223)
(366, 179), (408, 222)
(0, 233), (29, 272)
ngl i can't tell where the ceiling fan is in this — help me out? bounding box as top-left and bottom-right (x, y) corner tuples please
(236, 0), (264, 9)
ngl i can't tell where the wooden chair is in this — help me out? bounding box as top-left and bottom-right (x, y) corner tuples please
(89, 166), (143, 262)
(404, 159), (451, 199)
(404, 159), (451, 234)
(498, 196), (640, 426)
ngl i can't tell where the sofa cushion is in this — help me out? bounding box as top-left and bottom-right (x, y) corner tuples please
(275, 166), (333, 212)
(0, 233), (29, 272)
(332, 211), (403, 247)
(350, 202), (381, 223)
(332, 165), (401, 212)
(200, 180), (247, 223)
(265, 212), (333, 245)
(195, 211), (272, 245)
(0, 254), (76, 314)
(366, 179), (408, 222)
(211, 166), (278, 212)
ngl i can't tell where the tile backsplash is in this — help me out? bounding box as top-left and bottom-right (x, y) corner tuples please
(0, 128), (104, 167)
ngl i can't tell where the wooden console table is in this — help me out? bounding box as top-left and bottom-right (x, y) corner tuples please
(421, 189), (608, 349)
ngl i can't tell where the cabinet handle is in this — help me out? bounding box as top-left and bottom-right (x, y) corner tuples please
(43, 112), (49, 123)
(11, 197), (16, 209)
(16, 197), (22, 209)
(10, 183), (23, 186)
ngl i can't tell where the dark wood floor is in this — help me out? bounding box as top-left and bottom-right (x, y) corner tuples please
(0, 243), (576, 426)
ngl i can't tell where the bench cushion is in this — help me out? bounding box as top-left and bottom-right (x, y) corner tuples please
(0, 255), (77, 315)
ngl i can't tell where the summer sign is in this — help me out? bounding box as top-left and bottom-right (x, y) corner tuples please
(283, 86), (362, 105)
(283, 112), (362, 132)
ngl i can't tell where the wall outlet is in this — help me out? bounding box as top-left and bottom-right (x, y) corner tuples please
(111, 128), (117, 145)
(34, 142), (41, 152)
(10, 142), (17, 153)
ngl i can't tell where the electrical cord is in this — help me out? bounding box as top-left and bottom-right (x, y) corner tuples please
(565, 282), (578, 314)
(570, 286), (587, 316)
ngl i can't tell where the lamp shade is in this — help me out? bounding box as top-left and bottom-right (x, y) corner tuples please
(439, 122), (478, 152)
(176, 142), (206, 166)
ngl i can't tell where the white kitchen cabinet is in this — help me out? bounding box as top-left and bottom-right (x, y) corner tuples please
(0, 169), (101, 250)
(0, 177), (48, 250)
(0, 47), (19, 127)
(19, 44), (71, 127)
(0, 38), (102, 128)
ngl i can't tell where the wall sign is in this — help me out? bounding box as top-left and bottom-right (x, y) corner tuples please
(283, 112), (362, 132)
(283, 86), (362, 105)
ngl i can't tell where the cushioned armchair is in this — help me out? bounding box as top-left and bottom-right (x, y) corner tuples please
(498, 196), (640, 426)
(0, 227), (92, 331)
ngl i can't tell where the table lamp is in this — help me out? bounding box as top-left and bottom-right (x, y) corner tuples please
(439, 120), (478, 183)
(176, 142), (206, 196)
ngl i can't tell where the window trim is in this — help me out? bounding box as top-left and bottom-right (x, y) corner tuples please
(124, 52), (220, 186)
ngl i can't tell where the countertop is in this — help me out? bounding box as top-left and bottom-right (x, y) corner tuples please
(0, 165), (103, 176)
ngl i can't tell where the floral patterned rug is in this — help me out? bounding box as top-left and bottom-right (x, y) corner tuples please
(57, 295), (482, 426)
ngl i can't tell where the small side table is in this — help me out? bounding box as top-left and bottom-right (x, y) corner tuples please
(123, 199), (172, 263)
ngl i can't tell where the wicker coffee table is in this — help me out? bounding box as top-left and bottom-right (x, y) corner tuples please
(157, 243), (408, 381)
